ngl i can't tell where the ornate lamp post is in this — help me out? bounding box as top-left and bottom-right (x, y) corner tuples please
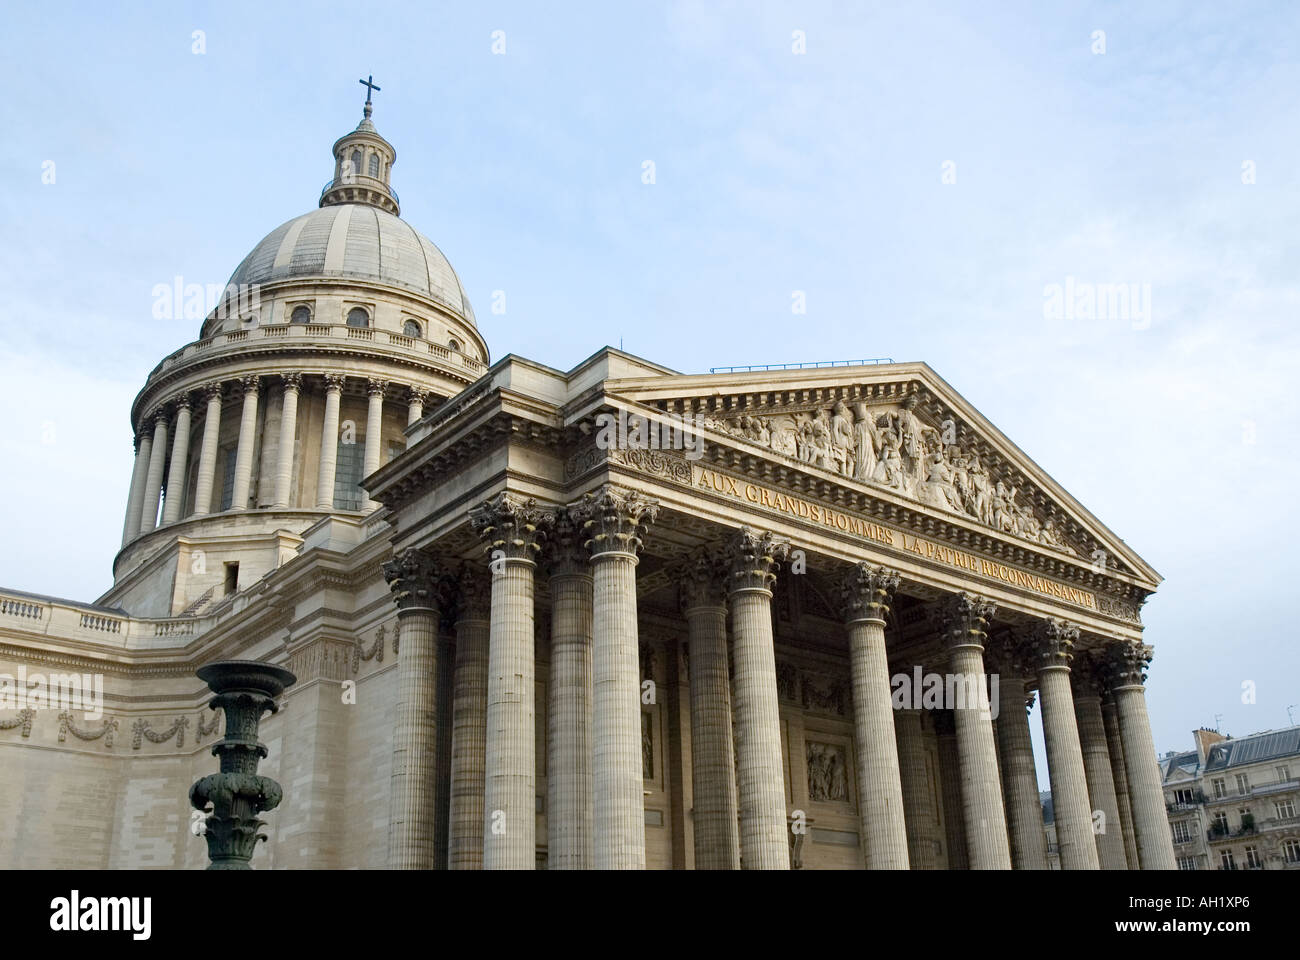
(189, 660), (296, 870)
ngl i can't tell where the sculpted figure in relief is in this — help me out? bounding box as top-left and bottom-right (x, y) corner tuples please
(851, 401), (880, 482)
(830, 400), (855, 477)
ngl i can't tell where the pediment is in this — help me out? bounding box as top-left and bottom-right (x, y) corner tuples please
(600, 362), (1159, 589)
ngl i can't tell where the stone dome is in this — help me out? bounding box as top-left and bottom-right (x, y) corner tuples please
(225, 204), (476, 325)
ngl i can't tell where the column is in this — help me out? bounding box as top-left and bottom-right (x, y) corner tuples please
(840, 563), (909, 868)
(362, 379), (387, 512)
(1107, 640), (1177, 870)
(1031, 618), (1099, 870)
(468, 493), (551, 870)
(545, 508), (594, 869)
(1073, 654), (1129, 870)
(407, 386), (429, 426)
(934, 710), (969, 869)
(676, 547), (740, 870)
(383, 549), (444, 869)
(573, 486), (658, 870)
(894, 708), (942, 869)
(160, 397), (193, 525)
(1102, 695), (1141, 869)
(990, 633), (1050, 870)
(192, 382), (223, 517)
(315, 374), (344, 508)
(138, 408), (169, 533)
(726, 527), (791, 870)
(448, 564), (490, 869)
(272, 374), (302, 507)
(121, 429), (150, 544)
(229, 375), (261, 511)
(939, 593), (1011, 869)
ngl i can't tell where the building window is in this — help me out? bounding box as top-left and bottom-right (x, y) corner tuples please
(346, 307), (370, 328)
(1219, 850), (1235, 870)
(1284, 839), (1300, 863)
(333, 437), (364, 510)
(1236, 773), (1250, 795)
(349, 149), (361, 179)
(223, 562), (239, 596)
(1212, 779), (1226, 799)
(1171, 820), (1193, 844)
(290, 304), (311, 324)
(1174, 788), (1195, 805)
(1275, 799), (1296, 820)
(219, 446), (237, 511)
(368, 152), (380, 177)
(448, 338), (461, 352)
(1177, 856), (1197, 871)
(402, 319), (422, 338)
(1213, 811), (1228, 834)
(1279, 765), (1292, 783)
(1244, 846), (1261, 869)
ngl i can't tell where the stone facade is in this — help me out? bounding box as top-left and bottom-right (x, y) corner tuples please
(0, 101), (1176, 870)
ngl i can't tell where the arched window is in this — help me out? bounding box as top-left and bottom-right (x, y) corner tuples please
(368, 153), (380, 178)
(290, 305), (311, 324)
(349, 149), (362, 180)
(346, 307), (370, 328)
(403, 319), (422, 338)
(448, 338), (461, 353)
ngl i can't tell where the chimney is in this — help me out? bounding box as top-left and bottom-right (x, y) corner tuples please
(1194, 727), (1226, 766)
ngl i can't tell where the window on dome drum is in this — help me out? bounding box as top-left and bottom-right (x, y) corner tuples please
(368, 153), (380, 178)
(333, 438), (364, 510)
(219, 446), (237, 511)
(448, 338), (461, 352)
(290, 305), (311, 324)
(350, 149), (362, 179)
(402, 319), (422, 338)
(346, 307), (370, 328)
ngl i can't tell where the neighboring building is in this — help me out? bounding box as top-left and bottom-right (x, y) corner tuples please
(1162, 726), (1300, 870)
(1040, 791), (1060, 870)
(0, 96), (1176, 870)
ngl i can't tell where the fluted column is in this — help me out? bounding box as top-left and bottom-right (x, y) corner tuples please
(407, 386), (429, 426)
(121, 430), (150, 544)
(572, 486), (658, 870)
(138, 409), (169, 533)
(192, 382), (223, 517)
(939, 594), (1010, 869)
(894, 708), (941, 869)
(1073, 654), (1128, 869)
(934, 710), (969, 869)
(989, 634), (1050, 870)
(840, 563), (909, 868)
(1107, 640), (1177, 870)
(448, 565), (490, 869)
(363, 379), (387, 512)
(1030, 618), (1099, 870)
(383, 548), (446, 869)
(315, 374), (345, 508)
(469, 494), (551, 870)
(160, 398), (192, 525)
(1102, 697), (1140, 869)
(726, 527), (790, 870)
(545, 509), (594, 869)
(229, 375), (261, 512)
(676, 548), (740, 869)
(272, 374), (302, 508)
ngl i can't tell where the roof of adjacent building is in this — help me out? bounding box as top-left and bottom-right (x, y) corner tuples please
(225, 204), (476, 325)
(1204, 727), (1300, 772)
(1161, 750), (1201, 781)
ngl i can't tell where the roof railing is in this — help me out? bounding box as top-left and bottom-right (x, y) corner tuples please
(709, 358), (895, 374)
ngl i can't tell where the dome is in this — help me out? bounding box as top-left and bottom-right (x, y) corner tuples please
(225, 204), (476, 325)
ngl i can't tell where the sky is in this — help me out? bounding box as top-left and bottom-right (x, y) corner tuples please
(0, 1), (1297, 782)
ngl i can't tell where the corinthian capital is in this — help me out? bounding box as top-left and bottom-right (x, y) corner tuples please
(839, 563), (900, 624)
(1070, 651), (1106, 699)
(1105, 639), (1152, 689)
(469, 492), (553, 563)
(201, 380), (224, 403)
(674, 546), (729, 612)
(545, 507), (588, 578)
(940, 592), (997, 651)
(453, 562), (491, 621)
(570, 485), (658, 559)
(382, 548), (443, 613)
(725, 526), (790, 593)
(987, 627), (1030, 678)
(1030, 618), (1080, 673)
